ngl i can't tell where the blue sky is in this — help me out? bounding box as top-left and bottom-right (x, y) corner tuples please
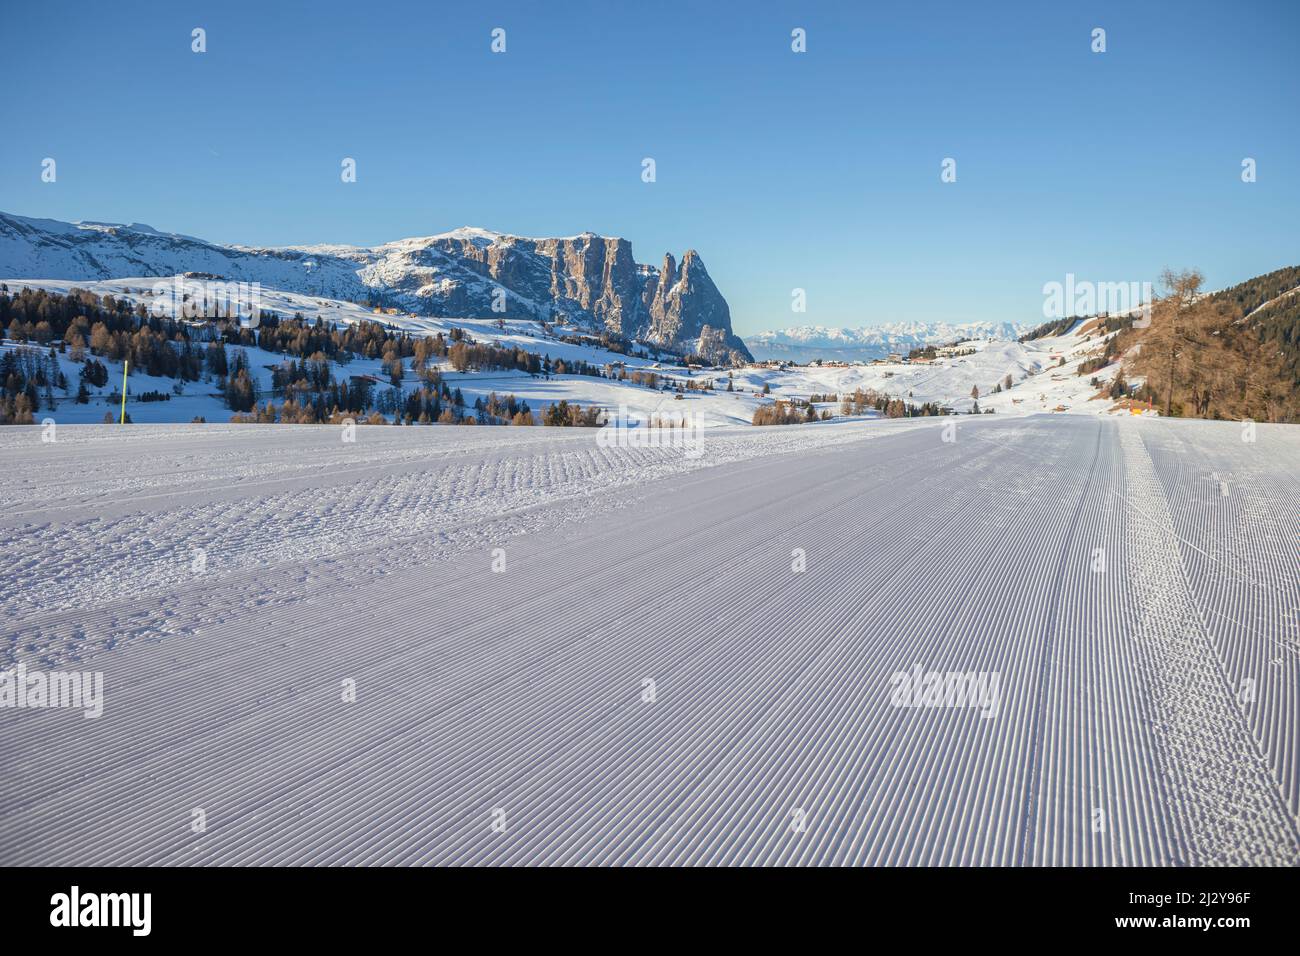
(3, 0), (1297, 336)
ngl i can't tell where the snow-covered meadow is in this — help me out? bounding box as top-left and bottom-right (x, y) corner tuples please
(2, 277), (1126, 430)
(1, 415), (1296, 865)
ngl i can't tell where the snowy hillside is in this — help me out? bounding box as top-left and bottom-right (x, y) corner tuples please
(2, 276), (1137, 427)
(975, 316), (1130, 416)
(0, 215), (367, 301)
(2, 277), (766, 427)
(733, 318), (1134, 419)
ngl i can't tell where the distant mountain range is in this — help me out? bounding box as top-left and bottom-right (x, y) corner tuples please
(0, 212), (752, 363)
(744, 321), (1030, 363)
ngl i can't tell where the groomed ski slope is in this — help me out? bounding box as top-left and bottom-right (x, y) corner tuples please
(1, 417), (1297, 865)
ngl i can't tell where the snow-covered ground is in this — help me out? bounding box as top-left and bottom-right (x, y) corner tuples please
(1, 416), (1296, 865)
(4, 279), (1133, 429)
(976, 317), (1126, 415)
(736, 321), (1129, 418)
(2, 280), (1138, 429)
(734, 340), (1039, 410)
(4, 277), (764, 426)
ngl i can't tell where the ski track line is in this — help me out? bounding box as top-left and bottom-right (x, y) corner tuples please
(1016, 418), (1102, 865)
(1116, 421), (1299, 866)
(1139, 421), (1300, 816)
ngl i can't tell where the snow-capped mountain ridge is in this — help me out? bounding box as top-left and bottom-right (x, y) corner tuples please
(0, 211), (751, 363)
(745, 320), (1030, 362)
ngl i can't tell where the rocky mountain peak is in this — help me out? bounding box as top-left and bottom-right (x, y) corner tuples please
(0, 211), (754, 363)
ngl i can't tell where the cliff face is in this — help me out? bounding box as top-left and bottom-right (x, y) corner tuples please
(0, 213), (753, 363)
(642, 250), (746, 362)
(403, 232), (752, 362)
(531, 234), (644, 334)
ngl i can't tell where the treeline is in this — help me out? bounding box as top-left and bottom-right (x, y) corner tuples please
(839, 388), (945, 418)
(542, 399), (603, 427)
(1209, 264), (1300, 385)
(621, 369), (661, 389)
(0, 346), (64, 423)
(228, 390), (602, 427)
(3, 285), (207, 381)
(1123, 268), (1298, 422)
(224, 346), (383, 417)
(753, 401), (822, 426)
(2, 285), (148, 344)
(1078, 336), (1121, 376)
(752, 387), (947, 426)
(448, 340), (540, 375)
(1210, 264), (1300, 318)
(1019, 316), (1080, 342)
(553, 329), (632, 356)
(250, 311), (416, 362)
(230, 404), (389, 426)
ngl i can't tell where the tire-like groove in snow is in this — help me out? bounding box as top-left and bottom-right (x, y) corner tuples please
(1117, 422), (1298, 866)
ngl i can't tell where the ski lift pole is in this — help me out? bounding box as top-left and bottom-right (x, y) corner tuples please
(119, 359), (129, 424)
